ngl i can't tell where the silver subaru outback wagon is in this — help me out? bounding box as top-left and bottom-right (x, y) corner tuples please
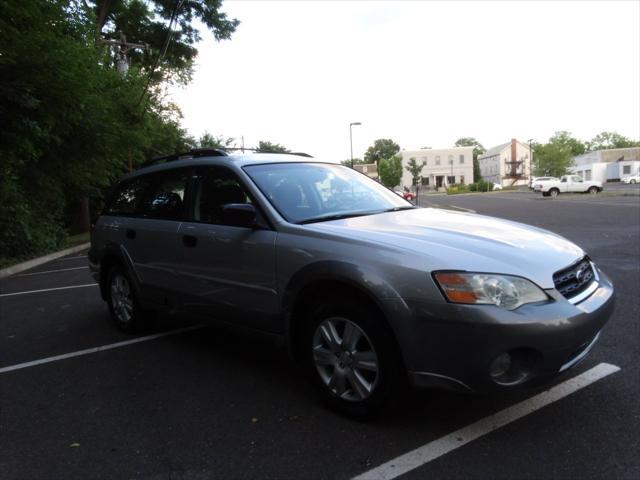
(89, 149), (615, 416)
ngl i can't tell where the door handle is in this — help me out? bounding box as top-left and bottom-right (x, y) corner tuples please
(182, 234), (198, 247)
(126, 229), (136, 239)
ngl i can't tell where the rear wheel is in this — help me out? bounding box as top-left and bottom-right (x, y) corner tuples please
(631, 179), (636, 184)
(549, 188), (559, 198)
(588, 186), (599, 195)
(106, 265), (155, 332)
(303, 296), (404, 417)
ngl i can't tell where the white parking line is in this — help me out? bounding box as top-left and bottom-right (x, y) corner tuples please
(352, 362), (620, 480)
(0, 325), (206, 374)
(56, 255), (88, 261)
(15, 266), (88, 277)
(0, 283), (98, 298)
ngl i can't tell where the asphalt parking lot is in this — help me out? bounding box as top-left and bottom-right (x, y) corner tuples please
(1, 190), (639, 480)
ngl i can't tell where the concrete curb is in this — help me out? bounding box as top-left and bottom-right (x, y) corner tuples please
(0, 242), (90, 280)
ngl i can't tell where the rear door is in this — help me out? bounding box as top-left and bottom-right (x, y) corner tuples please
(176, 166), (280, 332)
(122, 168), (191, 305)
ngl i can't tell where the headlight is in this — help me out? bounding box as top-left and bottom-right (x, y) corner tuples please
(433, 272), (548, 310)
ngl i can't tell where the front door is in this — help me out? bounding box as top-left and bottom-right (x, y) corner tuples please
(176, 166), (279, 332)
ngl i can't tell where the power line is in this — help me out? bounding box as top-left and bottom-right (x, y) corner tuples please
(137, 0), (184, 108)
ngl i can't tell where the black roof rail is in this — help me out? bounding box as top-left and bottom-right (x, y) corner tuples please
(142, 148), (228, 168)
(140, 147), (313, 168)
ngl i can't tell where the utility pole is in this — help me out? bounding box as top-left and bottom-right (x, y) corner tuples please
(98, 33), (150, 79)
(98, 33), (149, 172)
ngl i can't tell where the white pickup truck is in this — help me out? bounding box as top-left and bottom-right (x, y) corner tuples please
(535, 175), (603, 197)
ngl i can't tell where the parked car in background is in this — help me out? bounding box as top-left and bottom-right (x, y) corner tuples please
(621, 173), (640, 184)
(395, 190), (416, 201)
(536, 175), (603, 197)
(492, 183), (503, 191)
(89, 150), (615, 417)
(530, 176), (558, 189)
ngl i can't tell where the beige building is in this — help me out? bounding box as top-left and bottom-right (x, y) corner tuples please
(570, 147), (640, 182)
(478, 139), (531, 187)
(398, 146), (474, 190)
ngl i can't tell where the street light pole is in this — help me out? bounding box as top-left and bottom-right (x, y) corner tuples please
(528, 138), (534, 183)
(350, 122), (361, 168)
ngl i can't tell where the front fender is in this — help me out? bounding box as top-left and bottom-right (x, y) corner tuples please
(281, 260), (411, 360)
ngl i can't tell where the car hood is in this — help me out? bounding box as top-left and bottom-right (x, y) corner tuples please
(306, 207), (585, 289)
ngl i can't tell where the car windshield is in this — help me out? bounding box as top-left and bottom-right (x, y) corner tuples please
(244, 162), (413, 224)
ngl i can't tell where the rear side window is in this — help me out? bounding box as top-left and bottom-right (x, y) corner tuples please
(139, 169), (190, 220)
(105, 176), (151, 216)
(104, 168), (190, 219)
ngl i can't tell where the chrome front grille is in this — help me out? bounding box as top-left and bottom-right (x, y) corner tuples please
(553, 257), (595, 299)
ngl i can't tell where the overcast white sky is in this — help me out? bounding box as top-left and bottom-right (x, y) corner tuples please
(169, 0), (640, 160)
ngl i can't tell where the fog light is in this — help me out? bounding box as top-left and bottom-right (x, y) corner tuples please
(490, 353), (512, 379)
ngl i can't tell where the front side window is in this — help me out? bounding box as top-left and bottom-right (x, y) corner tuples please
(244, 163), (410, 224)
(194, 167), (252, 225)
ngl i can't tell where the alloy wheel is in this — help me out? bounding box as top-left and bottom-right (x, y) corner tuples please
(312, 317), (379, 402)
(110, 273), (133, 324)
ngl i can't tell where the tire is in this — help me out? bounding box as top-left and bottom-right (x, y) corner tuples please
(588, 186), (598, 195)
(106, 264), (155, 333)
(302, 295), (404, 417)
(549, 188), (559, 198)
(631, 180), (636, 184)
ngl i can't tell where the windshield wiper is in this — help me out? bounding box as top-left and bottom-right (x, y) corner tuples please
(297, 212), (376, 225)
(382, 205), (418, 212)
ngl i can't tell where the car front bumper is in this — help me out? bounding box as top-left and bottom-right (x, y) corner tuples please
(388, 270), (615, 392)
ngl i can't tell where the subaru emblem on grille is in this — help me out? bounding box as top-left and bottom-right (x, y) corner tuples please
(576, 268), (584, 282)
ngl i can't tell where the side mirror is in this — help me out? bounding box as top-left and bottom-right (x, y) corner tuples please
(221, 203), (258, 228)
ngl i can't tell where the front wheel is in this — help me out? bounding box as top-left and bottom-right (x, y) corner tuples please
(549, 188), (560, 198)
(631, 179), (637, 184)
(588, 186), (599, 195)
(303, 296), (404, 417)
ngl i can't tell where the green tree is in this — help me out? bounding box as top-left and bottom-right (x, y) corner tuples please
(378, 155), (403, 188)
(532, 142), (574, 177)
(454, 137), (486, 183)
(548, 131), (587, 156)
(198, 132), (235, 149)
(340, 158), (367, 166)
(587, 131), (640, 151)
(405, 157), (424, 187)
(255, 140), (290, 153)
(364, 139), (400, 166)
(0, 0), (235, 262)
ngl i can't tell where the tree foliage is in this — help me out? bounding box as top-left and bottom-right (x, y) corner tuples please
(378, 155), (403, 188)
(340, 158), (367, 166)
(587, 131), (640, 151)
(198, 132), (235, 149)
(255, 140), (290, 153)
(364, 139), (400, 165)
(0, 0), (236, 262)
(532, 138), (574, 177)
(405, 157), (424, 187)
(92, 0), (239, 84)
